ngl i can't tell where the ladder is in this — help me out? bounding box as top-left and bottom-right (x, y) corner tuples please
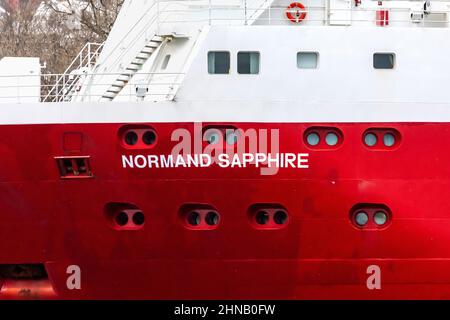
(43, 42), (103, 102)
(101, 35), (167, 101)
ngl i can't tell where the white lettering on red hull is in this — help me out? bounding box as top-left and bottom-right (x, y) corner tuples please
(122, 153), (309, 172)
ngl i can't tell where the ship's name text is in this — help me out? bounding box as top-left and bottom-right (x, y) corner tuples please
(121, 153), (309, 170)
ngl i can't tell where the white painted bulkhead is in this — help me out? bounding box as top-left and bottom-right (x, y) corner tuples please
(77, 0), (275, 102)
(3, 24), (450, 124)
(176, 25), (450, 104)
(81, 0), (450, 103)
(0, 57), (41, 103)
(3, 0), (450, 106)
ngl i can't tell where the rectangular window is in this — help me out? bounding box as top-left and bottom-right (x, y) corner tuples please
(237, 52), (260, 74)
(373, 53), (395, 69)
(297, 52), (319, 69)
(208, 51), (230, 74)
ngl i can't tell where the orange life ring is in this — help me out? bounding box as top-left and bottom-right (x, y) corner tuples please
(286, 2), (307, 23)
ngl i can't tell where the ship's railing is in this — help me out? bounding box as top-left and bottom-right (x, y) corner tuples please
(42, 42), (104, 103)
(154, 0), (450, 27)
(0, 72), (184, 103)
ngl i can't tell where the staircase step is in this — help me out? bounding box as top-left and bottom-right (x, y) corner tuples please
(137, 52), (152, 59)
(126, 66), (140, 71)
(145, 41), (161, 49)
(112, 80), (127, 88)
(131, 58), (147, 65)
(118, 74), (131, 81)
(140, 47), (155, 54)
(102, 92), (116, 99)
(107, 87), (122, 93)
(130, 64), (143, 69)
(152, 35), (165, 42)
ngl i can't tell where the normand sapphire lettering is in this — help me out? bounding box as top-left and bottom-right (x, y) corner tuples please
(122, 153), (309, 169)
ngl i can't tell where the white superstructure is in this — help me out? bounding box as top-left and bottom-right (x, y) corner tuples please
(0, 57), (41, 103)
(3, 0), (450, 106)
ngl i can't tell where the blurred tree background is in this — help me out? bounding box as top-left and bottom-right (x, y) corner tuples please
(0, 0), (124, 74)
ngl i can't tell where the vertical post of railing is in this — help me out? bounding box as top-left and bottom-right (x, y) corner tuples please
(350, 0), (353, 25)
(422, 8), (425, 27)
(89, 74), (92, 103)
(244, 0), (248, 25)
(209, 0), (212, 25)
(88, 43), (92, 67)
(62, 76), (65, 102)
(156, 0), (160, 35)
(269, 0), (272, 25)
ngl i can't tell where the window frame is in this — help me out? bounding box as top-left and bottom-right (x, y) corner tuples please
(237, 51), (261, 75)
(373, 52), (396, 70)
(297, 51), (319, 70)
(207, 51), (231, 75)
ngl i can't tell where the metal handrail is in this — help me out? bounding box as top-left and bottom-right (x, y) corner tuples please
(44, 1), (164, 103)
(2, 72), (184, 78)
(154, 1), (450, 25)
(0, 72), (185, 102)
(43, 42), (104, 102)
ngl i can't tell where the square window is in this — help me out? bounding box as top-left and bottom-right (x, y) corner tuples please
(373, 53), (395, 69)
(297, 52), (318, 69)
(208, 51), (230, 74)
(237, 52), (260, 74)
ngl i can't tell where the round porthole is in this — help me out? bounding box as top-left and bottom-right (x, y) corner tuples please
(143, 130), (157, 146)
(125, 131), (138, 146)
(355, 211), (369, 226)
(187, 211), (201, 226)
(205, 211), (220, 226)
(374, 211), (388, 226)
(364, 133), (378, 147)
(115, 212), (129, 226)
(306, 132), (320, 146)
(273, 211), (288, 225)
(325, 132), (339, 146)
(383, 133), (396, 147)
(255, 211), (270, 225)
(205, 130), (221, 145)
(226, 132), (239, 145)
(132, 212), (145, 226)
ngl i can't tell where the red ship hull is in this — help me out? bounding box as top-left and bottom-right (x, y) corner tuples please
(1, 121), (450, 299)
